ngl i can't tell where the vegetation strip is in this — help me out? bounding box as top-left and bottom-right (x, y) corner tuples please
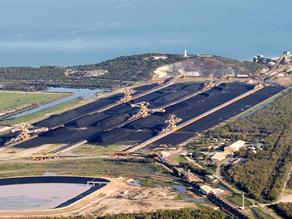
(209, 89), (292, 201)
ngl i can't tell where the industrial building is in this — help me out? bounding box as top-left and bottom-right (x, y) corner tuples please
(224, 140), (246, 153)
(211, 152), (227, 162)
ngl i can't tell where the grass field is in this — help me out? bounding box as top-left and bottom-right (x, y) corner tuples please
(72, 144), (129, 156)
(0, 158), (172, 181)
(0, 98), (83, 125)
(172, 155), (187, 164)
(225, 194), (253, 207)
(251, 207), (274, 219)
(0, 91), (69, 113)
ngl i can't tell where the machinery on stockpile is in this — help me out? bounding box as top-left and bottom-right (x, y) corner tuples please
(118, 88), (135, 103)
(204, 74), (215, 88)
(129, 102), (166, 120)
(5, 124), (48, 146)
(204, 73), (233, 89)
(161, 114), (182, 134)
(254, 81), (264, 89)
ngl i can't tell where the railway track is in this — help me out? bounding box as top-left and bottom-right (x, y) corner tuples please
(152, 154), (250, 219)
(208, 194), (249, 219)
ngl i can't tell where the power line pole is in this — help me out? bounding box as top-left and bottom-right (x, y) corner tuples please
(241, 193), (245, 210)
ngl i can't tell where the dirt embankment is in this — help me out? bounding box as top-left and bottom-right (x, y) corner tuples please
(153, 56), (263, 79)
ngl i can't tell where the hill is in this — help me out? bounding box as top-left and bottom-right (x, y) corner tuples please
(0, 53), (263, 91)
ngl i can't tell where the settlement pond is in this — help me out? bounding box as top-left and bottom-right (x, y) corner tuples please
(0, 176), (109, 211)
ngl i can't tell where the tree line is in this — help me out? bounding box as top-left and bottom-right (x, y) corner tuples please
(0, 54), (184, 90)
(208, 89), (292, 201)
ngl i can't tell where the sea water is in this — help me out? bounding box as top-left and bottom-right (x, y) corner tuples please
(0, 0), (291, 66)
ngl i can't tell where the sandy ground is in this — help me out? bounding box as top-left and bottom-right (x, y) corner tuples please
(274, 75), (292, 86)
(0, 126), (12, 134)
(153, 65), (171, 78)
(163, 146), (184, 165)
(93, 182), (199, 216)
(0, 143), (60, 161)
(278, 192), (292, 203)
(0, 177), (201, 218)
(277, 166), (292, 203)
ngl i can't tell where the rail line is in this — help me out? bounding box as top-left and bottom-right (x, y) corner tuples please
(152, 154), (249, 218)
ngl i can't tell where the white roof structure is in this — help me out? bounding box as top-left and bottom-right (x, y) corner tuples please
(211, 152), (227, 162)
(224, 140), (246, 153)
(200, 185), (215, 195)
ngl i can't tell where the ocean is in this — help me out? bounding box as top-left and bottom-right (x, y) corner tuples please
(0, 0), (291, 66)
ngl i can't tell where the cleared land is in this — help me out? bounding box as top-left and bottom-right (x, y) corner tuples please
(0, 158), (172, 180)
(0, 91), (69, 115)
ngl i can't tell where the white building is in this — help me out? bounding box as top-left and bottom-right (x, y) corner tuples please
(224, 140), (246, 153)
(199, 185), (224, 195)
(211, 152), (227, 162)
(200, 185), (216, 195)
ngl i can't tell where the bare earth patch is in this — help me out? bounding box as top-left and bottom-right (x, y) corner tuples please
(92, 178), (199, 216)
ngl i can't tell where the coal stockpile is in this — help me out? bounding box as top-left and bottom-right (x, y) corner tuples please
(146, 85), (284, 148)
(134, 83), (159, 92)
(35, 82), (198, 129)
(45, 82), (201, 130)
(35, 98), (114, 129)
(11, 82), (203, 149)
(34, 83), (157, 129)
(150, 89), (191, 107)
(10, 81), (275, 150)
(89, 83), (255, 145)
(106, 103), (133, 114)
(90, 113), (131, 131)
(65, 112), (109, 128)
(0, 132), (19, 147)
(15, 127), (100, 149)
(65, 104), (134, 128)
(89, 128), (154, 145)
(130, 83), (202, 106)
(125, 83), (253, 130)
